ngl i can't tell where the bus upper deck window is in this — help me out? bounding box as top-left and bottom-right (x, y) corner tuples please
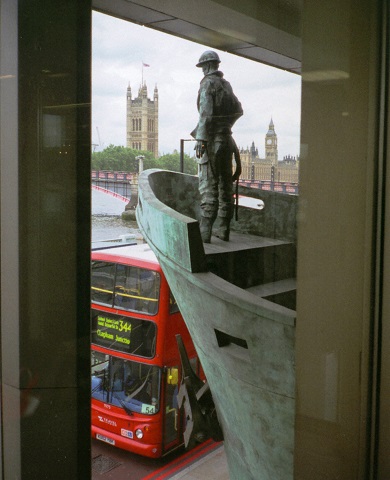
(114, 265), (160, 315)
(91, 261), (115, 306)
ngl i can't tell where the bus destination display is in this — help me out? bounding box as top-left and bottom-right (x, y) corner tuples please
(92, 309), (156, 358)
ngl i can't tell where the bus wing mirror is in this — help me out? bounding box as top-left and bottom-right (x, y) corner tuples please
(167, 367), (179, 385)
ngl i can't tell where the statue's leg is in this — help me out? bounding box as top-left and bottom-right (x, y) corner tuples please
(198, 149), (218, 243)
(216, 143), (233, 241)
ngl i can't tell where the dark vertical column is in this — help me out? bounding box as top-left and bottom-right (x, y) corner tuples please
(1, 1), (91, 478)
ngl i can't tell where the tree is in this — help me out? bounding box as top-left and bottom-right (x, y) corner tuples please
(154, 152), (197, 175)
(91, 145), (154, 172)
(92, 145), (197, 175)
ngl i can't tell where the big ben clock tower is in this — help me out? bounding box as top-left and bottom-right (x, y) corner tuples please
(265, 118), (278, 166)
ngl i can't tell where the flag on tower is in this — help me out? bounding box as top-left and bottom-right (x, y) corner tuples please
(141, 62), (150, 84)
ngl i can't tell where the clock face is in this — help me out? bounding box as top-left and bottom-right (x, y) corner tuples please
(266, 139), (272, 145)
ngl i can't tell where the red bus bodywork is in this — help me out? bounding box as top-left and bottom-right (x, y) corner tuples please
(91, 243), (200, 457)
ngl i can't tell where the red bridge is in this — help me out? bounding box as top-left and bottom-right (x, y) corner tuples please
(92, 170), (135, 199)
(91, 170), (299, 199)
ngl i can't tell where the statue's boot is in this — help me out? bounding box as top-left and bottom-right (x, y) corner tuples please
(200, 217), (213, 243)
(215, 217), (230, 241)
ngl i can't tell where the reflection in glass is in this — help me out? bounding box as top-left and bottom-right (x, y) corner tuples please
(42, 113), (65, 148)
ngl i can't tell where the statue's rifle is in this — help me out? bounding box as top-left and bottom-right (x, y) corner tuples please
(231, 138), (241, 221)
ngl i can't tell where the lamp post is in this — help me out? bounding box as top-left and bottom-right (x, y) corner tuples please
(135, 155), (145, 174)
(180, 139), (196, 173)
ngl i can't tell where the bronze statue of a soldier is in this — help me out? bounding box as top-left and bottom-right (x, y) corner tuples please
(191, 50), (243, 243)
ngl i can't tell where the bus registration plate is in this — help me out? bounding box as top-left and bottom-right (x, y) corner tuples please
(96, 433), (115, 446)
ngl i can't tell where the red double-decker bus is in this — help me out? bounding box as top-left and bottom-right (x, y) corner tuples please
(90, 243), (201, 457)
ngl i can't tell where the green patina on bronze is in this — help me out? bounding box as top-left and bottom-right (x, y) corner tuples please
(136, 169), (297, 480)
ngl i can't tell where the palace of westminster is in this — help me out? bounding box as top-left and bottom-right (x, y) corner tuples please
(126, 82), (299, 184)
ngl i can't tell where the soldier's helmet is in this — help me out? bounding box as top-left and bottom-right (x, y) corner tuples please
(196, 50), (221, 67)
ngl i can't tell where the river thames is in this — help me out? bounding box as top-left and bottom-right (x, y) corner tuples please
(92, 189), (140, 243)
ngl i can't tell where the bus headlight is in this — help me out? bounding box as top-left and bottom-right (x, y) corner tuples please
(135, 429), (144, 439)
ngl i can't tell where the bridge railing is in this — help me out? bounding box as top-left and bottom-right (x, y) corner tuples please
(91, 185), (129, 203)
(239, 179), (298, 195)
(91, 171), (299, 195)
(91, 171), (136, 199)
(91, 170), (135, 182)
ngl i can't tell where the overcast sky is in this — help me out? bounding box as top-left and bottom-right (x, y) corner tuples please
(92, 11), (301, 159)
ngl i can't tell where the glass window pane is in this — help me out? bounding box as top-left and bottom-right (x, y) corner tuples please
(91, 352), (161, 415)
(114, 264), (160, 315)
(91, 261), (115, 306)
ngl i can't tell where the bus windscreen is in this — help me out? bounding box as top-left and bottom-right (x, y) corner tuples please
(91, 351), (161, 415)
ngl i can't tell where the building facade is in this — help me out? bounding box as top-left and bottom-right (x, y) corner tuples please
(126, 83), (159, 158)
(240, 119), (299, 183)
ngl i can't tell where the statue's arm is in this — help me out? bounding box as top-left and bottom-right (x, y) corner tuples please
(194, 83), (214, 158)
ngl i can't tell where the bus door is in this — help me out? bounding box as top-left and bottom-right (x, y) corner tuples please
(163, 366), (181, 451)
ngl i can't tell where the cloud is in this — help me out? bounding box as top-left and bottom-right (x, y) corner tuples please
(92, 11), (301, 159)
